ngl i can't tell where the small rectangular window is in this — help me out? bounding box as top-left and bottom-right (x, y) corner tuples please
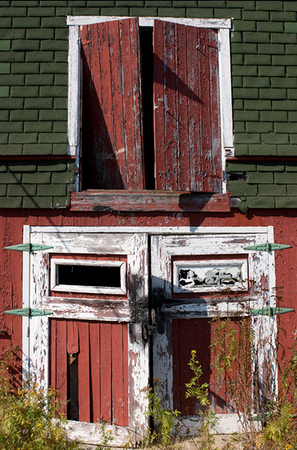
(50, 259), (126, 295)
(173, 259), (248, 294)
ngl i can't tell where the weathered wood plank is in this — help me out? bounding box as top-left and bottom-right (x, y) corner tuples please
(112, 324), (124, 426)
(43, 297), (131, 322)
(154, 22), (221, 193)
(209, 28), (222, 193)
(67, 320), (79, 354)
(70, 191), (231, 212)
(90, 322), (100, 423)
(122, 324), (129, 426)
(78, 321), (91, 422)
(56, 320), (67, 415)
(120, 18), (144, 189)
(101, 323), (112, 422)
(81, 19), (144, 190)
(176, 22), (189, 191)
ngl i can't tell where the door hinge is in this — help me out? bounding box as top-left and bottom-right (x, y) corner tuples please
(5, 243), (53, 252)
(244, 242), (291, 252)
(251, 307), (294, 316)
(4, 308), (53, 317)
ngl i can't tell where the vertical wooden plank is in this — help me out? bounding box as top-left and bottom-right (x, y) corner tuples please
(187, 25), (202, 192)
(100, 323), (112, 422)
(192, 319), (211, 412)
(108, 19), (125, 188)
(78, 320), (91, 422)
(81, 19), (144, 190)
(164, 21), (177, 191)
(154, 23), (221, 193)
(179, 319), (193, 415)
(122, 324), (129, 426)
(209, 28), (222, 193)
(172, 319), (181, 412)
(120, 18), (144, 189)
(154, 20), (177, 190)
(153, 20), (166, 190)
(199, 28), (212, 193)
(176, 22), (189, 191)
(90, 321), (101, 423)
(56, 319), (67, 415)
(112, 324), (124, 426)
(49, 319), (57, 389)
(67, 321), (79, 354)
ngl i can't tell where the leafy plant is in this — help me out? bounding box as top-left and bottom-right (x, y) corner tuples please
(95, 421), (114, 450)
(185, 350), (219, 450)
(0, 347), (79, 450)
(185, 350), (209, 407)
(143, 378), (180, 448)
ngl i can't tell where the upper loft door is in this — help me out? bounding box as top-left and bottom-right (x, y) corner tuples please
(79, 18), (230, 192)
(24, 228), (149, 445)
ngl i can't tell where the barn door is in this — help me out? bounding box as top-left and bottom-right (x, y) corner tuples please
(151, 229), (276, 432)
(24, 228), (149, 445)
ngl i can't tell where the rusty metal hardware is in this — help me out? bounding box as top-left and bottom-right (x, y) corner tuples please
(5, 243), (53, 253)
(4, 308), (53, 317)
(251, 307), (294, 316)
(244, 242), (291, 252)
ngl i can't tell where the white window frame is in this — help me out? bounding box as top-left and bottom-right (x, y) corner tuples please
(67, 16), (234, 193)
(50, 258), (126, 295)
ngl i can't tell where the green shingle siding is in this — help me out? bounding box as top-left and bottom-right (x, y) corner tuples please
(0, 1), (296, 209)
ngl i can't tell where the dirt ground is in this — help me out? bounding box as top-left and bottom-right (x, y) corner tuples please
(80, 434), (239, 450)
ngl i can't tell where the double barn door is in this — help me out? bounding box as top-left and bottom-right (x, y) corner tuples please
(24, 226), (274, 443)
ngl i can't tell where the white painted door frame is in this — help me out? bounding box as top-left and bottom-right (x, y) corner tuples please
(22, 226), (276, 441)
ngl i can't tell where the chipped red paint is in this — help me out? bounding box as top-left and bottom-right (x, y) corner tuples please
(81, 19), (144, 190)
(50, 319), (128, 425)
(154, 22), (221, 192)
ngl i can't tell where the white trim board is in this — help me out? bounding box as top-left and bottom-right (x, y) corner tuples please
(67, 16), (232, 28)
(28, 225), (270, 235)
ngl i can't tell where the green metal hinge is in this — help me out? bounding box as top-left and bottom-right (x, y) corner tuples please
(4, 243), (53, 253)
(4, 308), (53, 317)
(243, 242), (291, 252)
(251, 307), (294, 316)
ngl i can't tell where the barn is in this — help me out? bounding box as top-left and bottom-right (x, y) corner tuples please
(1, 0), (297, 445)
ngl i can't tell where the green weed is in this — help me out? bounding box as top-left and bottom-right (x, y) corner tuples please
(0, 347), (79, 450)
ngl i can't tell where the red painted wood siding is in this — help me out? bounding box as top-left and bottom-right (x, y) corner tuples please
(172, 318), (250, 415)
(49, 319), (128, 425)
(81, 19), (144, 190)
(0, 210), (296, 416)
(153, 21), (221, 192)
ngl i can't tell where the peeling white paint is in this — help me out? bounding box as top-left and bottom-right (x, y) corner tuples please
(23, 226), (276, 442)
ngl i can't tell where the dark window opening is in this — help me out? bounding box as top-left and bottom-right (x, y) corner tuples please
(57, 264), (121, 288)
(67, 353), (79, 421)
(140, 27), (155, 190)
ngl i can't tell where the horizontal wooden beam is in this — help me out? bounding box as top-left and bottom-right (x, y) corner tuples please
(70, 191), (231, 213)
